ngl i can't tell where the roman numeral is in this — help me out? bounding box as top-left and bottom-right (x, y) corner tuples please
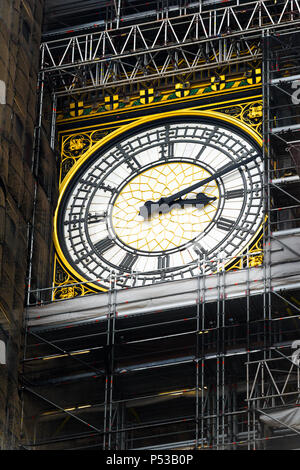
(167, 142), (174, 159)
(192, 241), (207, 258)
(125, 156), (141, 172)
(64, 212), (107, 227)
(64, 217), (79, 227)
(225, 188), (245, 199)
(160, 142), (174, 160)
(79, 178), (117, 194)
(79, 178), (97, 188)
(158, 255), (170, 270)
(94, 237), (114, 254)
(87, 212), (107, 224)
(99, 184), (117, 194)
(119, 253), (137, 271)
(216, 217), (235, 231)
(117, 144), (141, 172)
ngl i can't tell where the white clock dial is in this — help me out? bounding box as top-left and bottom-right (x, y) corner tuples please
(55, 113), (264, 289)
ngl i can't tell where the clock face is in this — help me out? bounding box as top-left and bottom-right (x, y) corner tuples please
(55, 112), (264, 289)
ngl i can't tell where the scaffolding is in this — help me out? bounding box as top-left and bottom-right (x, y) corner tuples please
(243, 27), (300, 450)
(40, 0), (300, 94)
(20, 1), (300, 451)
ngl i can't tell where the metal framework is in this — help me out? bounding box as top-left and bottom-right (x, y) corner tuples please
(20, 1), (300, 452)
(243, 27), (300, 449)
(41, 0), (300, 94)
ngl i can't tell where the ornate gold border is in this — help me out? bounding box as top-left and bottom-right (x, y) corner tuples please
(53, 109), (263, 294)
(57, 69), (262, 122)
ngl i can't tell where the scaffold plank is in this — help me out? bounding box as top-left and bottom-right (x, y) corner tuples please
(26, 234), (300, 329)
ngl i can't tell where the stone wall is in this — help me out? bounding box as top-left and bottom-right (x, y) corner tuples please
(0, 0), (57, 448)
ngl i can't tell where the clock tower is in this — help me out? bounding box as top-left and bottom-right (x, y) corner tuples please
(1, 0), (299, 452)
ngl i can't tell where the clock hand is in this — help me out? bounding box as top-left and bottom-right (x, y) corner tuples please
(139, 193), (216, 219)
(139, 153), (258, 217)
(163, 153), (257, 204)
(176, 195), (217, 206)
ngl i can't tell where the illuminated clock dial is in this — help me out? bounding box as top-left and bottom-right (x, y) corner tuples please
(55, 112), (264, 289)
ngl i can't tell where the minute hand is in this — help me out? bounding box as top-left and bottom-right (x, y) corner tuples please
(162, 153), (258, 205)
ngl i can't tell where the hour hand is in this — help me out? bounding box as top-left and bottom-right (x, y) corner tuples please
(181, 193), (217, 206)
(139, 193), (216, 219)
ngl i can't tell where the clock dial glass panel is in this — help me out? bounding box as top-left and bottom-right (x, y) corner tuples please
(56, 116), (264, 288)
(111, 162), (219, 253)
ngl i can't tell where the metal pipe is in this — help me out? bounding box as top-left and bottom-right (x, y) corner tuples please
(43, 0), (225, 39)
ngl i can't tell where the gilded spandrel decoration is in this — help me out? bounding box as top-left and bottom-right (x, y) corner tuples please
(63, 133), (91, 159)
(220, 100), (262, 135)
(53, 255), (95, 300)
(242, 102), (263, 135)
(227, 231), (264, 272)
(60, 130), (111, 183)
(56, 128), (120, 297)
